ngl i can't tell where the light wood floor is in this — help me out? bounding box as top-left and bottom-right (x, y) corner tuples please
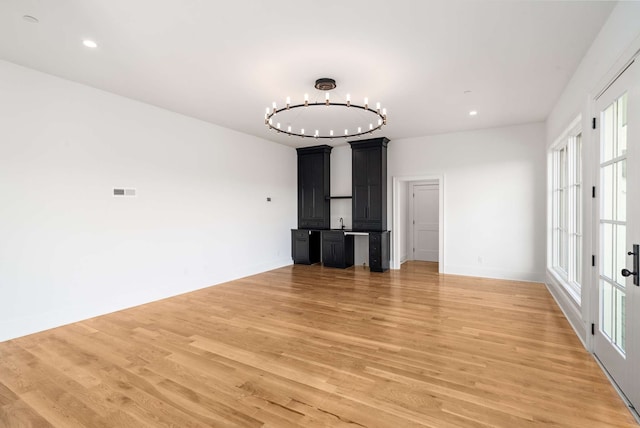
(0, 262), (636, 427)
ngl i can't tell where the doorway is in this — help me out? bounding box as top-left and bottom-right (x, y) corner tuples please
(391, 175), (444, 271)
(592, 56), (640, 411)
(409, 183), (439, 262)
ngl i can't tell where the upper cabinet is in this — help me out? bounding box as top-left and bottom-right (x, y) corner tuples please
(349, 137), (389, 231)
(297, 145), (332, 229)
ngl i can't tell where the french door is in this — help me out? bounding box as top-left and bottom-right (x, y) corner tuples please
(594, 57), (640, 411)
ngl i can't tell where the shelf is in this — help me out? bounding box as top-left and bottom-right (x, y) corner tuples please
(325, 196), (352, 200)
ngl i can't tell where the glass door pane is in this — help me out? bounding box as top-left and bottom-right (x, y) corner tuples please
(599, 92), (627, 354)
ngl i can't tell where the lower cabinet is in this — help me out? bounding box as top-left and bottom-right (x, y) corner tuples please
(291, 229), (321, 264)
(322, 231), (354, 269)
(369, 231), (390, 272)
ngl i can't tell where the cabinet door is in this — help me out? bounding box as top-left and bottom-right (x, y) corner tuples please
(369, 232), (380, 268)
(366, 149), (381, 185)
(353, 184), (369, 221)
(293, 233), (309, 262)
(350, 138), (388, 231)
(311, 154), (325, 220)
(366, 149), (382, 221)
(353, 148), (370, 223)
(368, 184), (382, 221)
(299, 156), (315, 220)
(333, 241), (344, 266)
(322, 239), (334, 266)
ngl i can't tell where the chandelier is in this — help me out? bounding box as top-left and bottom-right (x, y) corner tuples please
(264, 78), (387, 139)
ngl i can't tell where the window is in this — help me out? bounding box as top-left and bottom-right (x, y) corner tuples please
(550, 118), (582, 302)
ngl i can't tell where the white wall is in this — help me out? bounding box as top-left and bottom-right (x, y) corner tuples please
(0, 60), (296, 342)
(545, 2), (640, 343)
(388, 123), (546, 282)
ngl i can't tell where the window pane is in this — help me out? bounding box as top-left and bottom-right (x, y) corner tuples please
(602, 163), (614, 221)
(616, 160), (626, 222)
(575, 184), (582, 234)
(575, 134), (582, 183)
(602, 102), (615, 162)
(601, 280), (613, 339)
(615, 224), (627, 285)
(576, 235), (582, 285)
(617, 93), (627, 157)
(602, 223), (613, 280)
(614, 287), (626, 351)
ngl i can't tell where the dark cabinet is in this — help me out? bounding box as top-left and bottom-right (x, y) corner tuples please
(349, 138), (389, 231)
(321, 231), (354, 269)
(369, 231), (390, 272)
(291, 229), (321, 264)
(297, 145), (332, 229)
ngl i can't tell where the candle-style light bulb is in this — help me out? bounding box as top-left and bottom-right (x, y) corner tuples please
(358, 127), (362, 133)
(346, 93), (351, 107)
(382, 108), (387, 116)
(272, 101), (277, 113)
(304, 93), (309, 106)
(378, 118), (382, 125)
(286, 97), (291, 108)
(345, 129), (348, 135)
(330, 130), (334, 136)
(369, 123), (373, 130)
(376, 102), (381, 112)
(287, 125), (292, 133)
(277, 122), (281, 129)
(364, 97), (369, 109)
(301, 128), (305, 135)
(325, 92), (330, 106)
(315, 130), (319, 138)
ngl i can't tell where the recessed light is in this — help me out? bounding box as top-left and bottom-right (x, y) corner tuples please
(469, 110), (478, 116)
(82, 39), (98, 48)
(22, 15), (39, 24)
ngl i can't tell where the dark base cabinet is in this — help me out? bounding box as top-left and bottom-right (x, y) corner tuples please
(291, 229), (321, 265)
(369, 231), (390, 272)
(322, 231), (354, 269)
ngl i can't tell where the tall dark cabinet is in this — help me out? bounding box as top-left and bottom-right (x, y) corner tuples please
(349, 138), (389, 231)
(297, 145), (332, 229)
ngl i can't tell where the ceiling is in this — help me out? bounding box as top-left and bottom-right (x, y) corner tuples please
(0, 0), (616, 148)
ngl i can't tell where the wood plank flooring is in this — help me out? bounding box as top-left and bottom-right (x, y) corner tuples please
(0, 261), (636, 427)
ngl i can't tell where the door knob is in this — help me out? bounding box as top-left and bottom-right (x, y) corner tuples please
(623, 244), (639, 286)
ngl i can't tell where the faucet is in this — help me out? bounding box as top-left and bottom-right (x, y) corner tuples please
(340, 217), (344, 229)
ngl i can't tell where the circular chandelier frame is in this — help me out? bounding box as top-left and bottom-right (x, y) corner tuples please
(264, 78), (387, 139)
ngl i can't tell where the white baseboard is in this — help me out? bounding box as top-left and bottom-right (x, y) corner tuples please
(545, 271), (587, 347)
(443, 265), (544, 283)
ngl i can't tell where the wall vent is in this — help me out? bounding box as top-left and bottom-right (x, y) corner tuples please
(113, 188), (136, 197)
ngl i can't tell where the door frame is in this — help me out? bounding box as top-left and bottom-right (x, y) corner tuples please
(587, 44), (640, 419)
(391, 174), (444, 271)
(588, 45), (640, 353)
(408, 181), (440, 262)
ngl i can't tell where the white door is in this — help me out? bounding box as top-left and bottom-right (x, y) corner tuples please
(593, 57), (640, 410)
(412, 184), (439, 262)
